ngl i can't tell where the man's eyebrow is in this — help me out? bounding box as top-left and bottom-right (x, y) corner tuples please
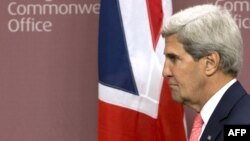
(164, 53), (179, 59)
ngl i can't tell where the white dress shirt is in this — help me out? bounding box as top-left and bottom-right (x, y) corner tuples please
(198, 78), (237, 140)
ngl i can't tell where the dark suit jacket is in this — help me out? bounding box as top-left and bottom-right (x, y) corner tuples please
(200, 81), (250, 141)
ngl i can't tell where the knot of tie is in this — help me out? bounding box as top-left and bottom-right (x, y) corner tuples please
(189, 113), (204, 141)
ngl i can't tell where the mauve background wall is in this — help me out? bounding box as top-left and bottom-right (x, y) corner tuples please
(0, 0), (99, 141)
(0, 0), (249, 141)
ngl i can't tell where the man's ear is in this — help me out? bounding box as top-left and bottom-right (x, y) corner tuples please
(205, 51), (220, 76)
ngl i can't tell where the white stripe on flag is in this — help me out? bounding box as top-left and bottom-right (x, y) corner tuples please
(119, 0), (163, 98)
(99, 83), (159, 118)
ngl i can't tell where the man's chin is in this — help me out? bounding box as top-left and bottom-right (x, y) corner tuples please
(171, 92), (184, 103)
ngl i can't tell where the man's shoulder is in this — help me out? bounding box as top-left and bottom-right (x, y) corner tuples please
(238, 93), (250, 109)
(226, 93), (250, 123)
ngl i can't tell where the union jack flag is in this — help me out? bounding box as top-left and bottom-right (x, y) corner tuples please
(98, 0), (186, 140)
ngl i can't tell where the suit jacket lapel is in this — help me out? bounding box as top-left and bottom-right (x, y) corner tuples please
(200, 81), (247, 141)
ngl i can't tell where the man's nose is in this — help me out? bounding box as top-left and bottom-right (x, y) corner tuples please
(162, 60), (172, 78)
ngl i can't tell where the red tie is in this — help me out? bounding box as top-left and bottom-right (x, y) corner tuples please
(189, 113), (204, 141)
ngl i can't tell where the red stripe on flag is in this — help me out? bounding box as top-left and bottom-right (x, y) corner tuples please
(98, 101), (157, 141)
(146, 0), (163, 49)
(156, 79), (187, 141)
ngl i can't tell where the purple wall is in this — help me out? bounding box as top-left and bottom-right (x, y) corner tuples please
(0, 0), (99, 140)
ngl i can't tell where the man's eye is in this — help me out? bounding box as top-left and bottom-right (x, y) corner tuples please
(171, 58), (177, 63)
(168, 55), (178, 63)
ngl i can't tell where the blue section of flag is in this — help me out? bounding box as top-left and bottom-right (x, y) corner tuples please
(98, 0), (138, 95)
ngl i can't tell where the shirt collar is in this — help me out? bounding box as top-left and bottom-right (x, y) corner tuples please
(200, 78), (237, 132)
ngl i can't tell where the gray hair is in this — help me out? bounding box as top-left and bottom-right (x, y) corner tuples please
(161, 4), (243, 77)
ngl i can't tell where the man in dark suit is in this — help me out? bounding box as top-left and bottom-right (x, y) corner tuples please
(161, 4), (250, 141)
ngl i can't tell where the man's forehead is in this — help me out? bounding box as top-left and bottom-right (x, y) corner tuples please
(165, 34), (179, 41)
(164, 35), (191, 59)
(165, 36), (184, 51)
